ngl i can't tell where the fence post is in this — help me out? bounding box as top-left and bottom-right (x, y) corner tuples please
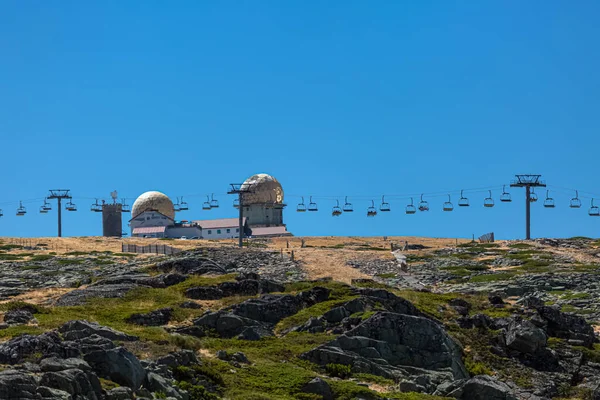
(291, 250), (294, 261)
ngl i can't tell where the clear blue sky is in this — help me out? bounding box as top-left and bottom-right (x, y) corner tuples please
(1, 1), (598, 239)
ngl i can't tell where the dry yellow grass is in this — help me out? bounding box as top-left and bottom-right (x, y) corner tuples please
(1, 235), (473, 284)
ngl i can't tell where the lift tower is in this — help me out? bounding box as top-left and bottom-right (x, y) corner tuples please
(228, 183), (254, 248)
(47, 189), (72, 237)
(510, 175), (546, 240)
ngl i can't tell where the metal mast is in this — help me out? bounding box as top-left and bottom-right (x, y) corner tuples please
(510, 175), (546, 240)
(47, 189), (72, 237)
(228, 183), (253, 248)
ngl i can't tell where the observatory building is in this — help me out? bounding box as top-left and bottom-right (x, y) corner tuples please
(238, 173), (291, 237)
(129, 173), (291, 239)
(129, 191), (201, 238)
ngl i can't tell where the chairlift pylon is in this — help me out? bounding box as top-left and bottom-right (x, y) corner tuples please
(418, 194), (429, 212)
(405, 197), (416, 214)
(544, 190), (555, 208)
(484, 190), (494, 208)
(529, 188), (538, 203)
(570, 190), (582, 209)
(443, 194), (454, 212)
(202, 196), (212, 210)
(308, 196), (318, 212)
(343, 196), (353, 213)
(296, 197), (306, 212)
(500, 185), (512, 203)
(367, 200), (377, 217)
(380, 195), (391, 212)
(210, 194), (219, 208)
(589, 199), (600, 217)
(458, 190), (469, 207)
(332, 200), (342, 217)
(179, 197), (189, 211)
(16, 201), (27, 216)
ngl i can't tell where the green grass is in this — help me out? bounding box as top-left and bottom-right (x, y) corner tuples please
(29, 254), (55, 262)
(0, 244), (23, 250)
(0, 254), (25, 260)
(21, 265), (44, 270)
(468, 272), (516, 283)
(57, 259), (84, 265)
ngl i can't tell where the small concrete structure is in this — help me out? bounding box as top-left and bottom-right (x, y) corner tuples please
(102, 203), (122, 237)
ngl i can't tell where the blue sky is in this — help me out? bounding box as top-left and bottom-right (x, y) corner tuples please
(0, 1), (598, 239)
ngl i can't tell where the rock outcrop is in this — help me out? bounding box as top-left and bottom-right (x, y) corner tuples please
(302, 312), (468, 391)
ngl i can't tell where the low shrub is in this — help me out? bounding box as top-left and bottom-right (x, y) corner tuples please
(325, 363), (352, 378)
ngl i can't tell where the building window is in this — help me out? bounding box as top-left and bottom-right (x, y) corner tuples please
(217, 229), (221, 234)
(236, 228), (239, 233)
(226, 228), (230, 233)
(207, 230), (212, 234)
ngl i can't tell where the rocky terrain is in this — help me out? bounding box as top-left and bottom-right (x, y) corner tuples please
(1, 237), (600, 399)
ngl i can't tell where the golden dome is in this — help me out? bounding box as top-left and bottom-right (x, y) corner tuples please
(241, 173), (284, 204)
(132, 191), (175, 219)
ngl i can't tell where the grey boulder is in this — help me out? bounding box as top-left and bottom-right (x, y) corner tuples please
(301, 377), (333, 400)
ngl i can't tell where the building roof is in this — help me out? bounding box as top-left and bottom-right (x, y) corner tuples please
(192, 218), (247, 229)
(132, 226), (167, 234)
(128, 210), (174, 223)
(249, 226), (291, 237)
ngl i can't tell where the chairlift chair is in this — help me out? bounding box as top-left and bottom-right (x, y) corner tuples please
(42, 198), (52, 211)
(16, 201), (26, 216)
(529, 188), (538, 203)
(40, 198), (51, 214)
(233, 198), (240, 208)
(121, 199), (131, 213)
(458, 190), (469, 207)
(343, 196), (353, 212)
(484, 190), (494, 208)
(308, 196), (318, 212)
(332, 200), (342, 217)
(570, 191), (582, 209)
(179, 197), (189, 211)
(500, 185), (512, 203)
(405, 197), (416, 214)
(589, 199), (600, 217)
(544, 190), (555, 208)
(90, 199), (102, 213)
(65, 200), (77, 212)
(173, 197), (181, 212)
(380, 196), (391, 212)
(210, 194), (219, 209)
(418, 194), (429, 212)
(0, 209), (3, 217)
(367, 200), (377, 217)
(443, 195), (454, 212)
(296, 197), (306, 212)
(202, 196), (212, 210)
